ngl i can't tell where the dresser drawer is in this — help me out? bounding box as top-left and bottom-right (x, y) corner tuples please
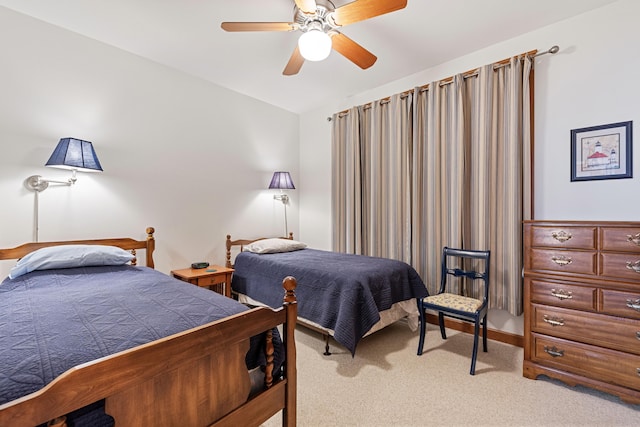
(601, 227), (640, 252)
(528, 248), (597, 275)
(531, 304), (640, 355)
(600, 252), (640, 281)
(531, 333), (640, 391)
(600, 289), (640, 320)
(529, 225), (597, 249)
(528, 278), (596, 311)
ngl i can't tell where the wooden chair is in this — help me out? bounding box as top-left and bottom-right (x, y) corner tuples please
(417, 247), (491, 375)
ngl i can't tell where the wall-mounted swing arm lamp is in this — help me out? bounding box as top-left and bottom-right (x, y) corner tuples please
(24, 137), (103, 242)
(25, 137), (103, 192)
(269, 171), (295, 236)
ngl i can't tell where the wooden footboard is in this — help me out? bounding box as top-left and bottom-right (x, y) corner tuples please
(0, 276), (297, 427)
(0, 229), (296, 427)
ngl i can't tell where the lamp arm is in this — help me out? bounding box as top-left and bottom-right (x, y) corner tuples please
(25, 173), (75, 192)
(43, 178), (75, 185)
(273, 193), (289, 204)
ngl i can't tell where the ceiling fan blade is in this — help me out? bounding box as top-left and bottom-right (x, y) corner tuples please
(332, 0), (407, 26)
(295, 0), (318, 14)
(221, 22), (297, 32)
(331, 33), (377, 69)
(283, 46), (305, 76)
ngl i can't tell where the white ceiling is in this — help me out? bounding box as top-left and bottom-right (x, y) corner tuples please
(0, 0), (619, 114)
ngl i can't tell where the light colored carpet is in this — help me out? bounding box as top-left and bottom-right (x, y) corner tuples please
(264, 321), (639, 426)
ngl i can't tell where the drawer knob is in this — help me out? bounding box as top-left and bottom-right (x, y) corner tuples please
(636, 331), (640, 341)
(626, 260), (640, 273)
(543, 346), (564, 358)
(550, 289), (573, 300)
(627, 233), (640, 247)
(543, 315), (565, 327)
(551, 231), (572, 243)
(551, 256), (572, 266)
(626, 299), (640, 312)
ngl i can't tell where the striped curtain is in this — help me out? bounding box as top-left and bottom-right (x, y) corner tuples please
(331, 55), (532, 315)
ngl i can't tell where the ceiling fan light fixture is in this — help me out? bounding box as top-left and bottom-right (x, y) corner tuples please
(298, 28), (332, 61)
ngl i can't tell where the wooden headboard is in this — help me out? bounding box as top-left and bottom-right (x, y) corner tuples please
(0, 227), (156, 268)
(225, 232), (293, 268)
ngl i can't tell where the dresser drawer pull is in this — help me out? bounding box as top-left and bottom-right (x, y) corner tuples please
(550, 289), (573, 300)
(551, 230), (573, 243)
(551, 230), (572, 243)
(551, 256), (572, 266)
(637, 368), (640, 377)
(543, 315), (565, 327)
(627, 299), (640, 312)
(626, 260), (640, 273)
(636, 331), (640, 341)
(543, 346), (564, 358)
(627, 233), (640, 247)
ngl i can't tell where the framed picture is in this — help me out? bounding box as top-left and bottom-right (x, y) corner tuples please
(571, 121), (633, 181)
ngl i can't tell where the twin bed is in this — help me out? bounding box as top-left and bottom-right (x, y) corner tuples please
(0, 228), (297, 427)
(226, 235), (428, 355)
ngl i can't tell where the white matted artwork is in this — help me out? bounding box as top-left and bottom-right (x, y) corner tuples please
(571, 121), (633, 181)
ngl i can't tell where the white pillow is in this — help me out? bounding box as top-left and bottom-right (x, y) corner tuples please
(243, 238), (307, 254)
(9, 244), (135, 279)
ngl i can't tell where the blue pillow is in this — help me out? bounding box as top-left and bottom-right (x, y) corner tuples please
(9, 244), (135, 279)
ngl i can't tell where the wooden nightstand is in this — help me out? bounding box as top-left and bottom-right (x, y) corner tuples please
(170, 265), (234, 298)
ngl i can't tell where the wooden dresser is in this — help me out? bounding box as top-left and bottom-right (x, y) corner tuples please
(523, 220), (640, 404)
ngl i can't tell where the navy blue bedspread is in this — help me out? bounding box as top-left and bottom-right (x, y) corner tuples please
(0, 265), (263, 407)
(232, 248), (427, 355)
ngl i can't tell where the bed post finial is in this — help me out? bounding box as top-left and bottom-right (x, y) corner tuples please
(282, 276), (297, 304)
(225, 235), (232, 268)
(146, 227), (155, 269)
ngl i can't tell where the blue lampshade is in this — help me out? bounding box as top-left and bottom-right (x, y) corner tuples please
(268, 171), (295, 190)
(45, 137), (103, 172)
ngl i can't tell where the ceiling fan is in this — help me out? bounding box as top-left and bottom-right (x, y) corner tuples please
(221, 0), (408, 76)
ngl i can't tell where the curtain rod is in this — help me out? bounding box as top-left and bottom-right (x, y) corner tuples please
(327, 45), (559, 121)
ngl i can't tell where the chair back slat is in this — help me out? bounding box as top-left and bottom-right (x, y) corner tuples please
(446, 268), (486, 281)
(441, 247), (490, 301)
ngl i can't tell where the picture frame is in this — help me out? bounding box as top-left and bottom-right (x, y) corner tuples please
(570, 121), (633, 181)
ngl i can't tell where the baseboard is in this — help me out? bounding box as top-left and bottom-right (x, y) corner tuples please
(425, 313), (523, 348)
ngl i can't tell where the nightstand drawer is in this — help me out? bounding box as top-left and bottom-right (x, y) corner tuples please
(170, 265), (234, 298)
(197, 275), (226, 287)
(528, 278), (596, 311)
(530, 225), (597, 249)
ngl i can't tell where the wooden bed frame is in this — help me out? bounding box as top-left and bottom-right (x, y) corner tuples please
(0, 227), (297, 427)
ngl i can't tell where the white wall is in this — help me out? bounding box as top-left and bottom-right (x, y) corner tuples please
(298, 0), (640, 335)
(0, 7), (299, 277)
